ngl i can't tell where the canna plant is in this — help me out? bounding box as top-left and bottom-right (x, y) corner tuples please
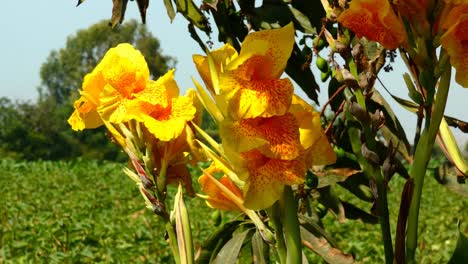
(70, 0), (468, 263)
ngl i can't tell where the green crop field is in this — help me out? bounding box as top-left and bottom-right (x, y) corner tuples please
(1, 159), (466, 263)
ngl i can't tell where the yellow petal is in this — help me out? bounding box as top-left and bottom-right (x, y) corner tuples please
(241, 149), (306, 210)
(220, 114), (302, 160)
(134, 96), (196, 141)
(99, 43), (149, 97)
(227, 23), (295, 79)
(193, 44), (238, 93)
(290, 96), (336, 166)
(67, 109), (103, 131)
(219, 71), (294, 119)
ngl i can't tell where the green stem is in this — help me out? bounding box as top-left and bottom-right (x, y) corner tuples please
(376, 178), (394, 263)
(166, 222), (181, 264)
(279, 186), (302, 264)
(406, 67), (451, 263)
(346, 89), (394, 263)
(267, 204), (287, 264)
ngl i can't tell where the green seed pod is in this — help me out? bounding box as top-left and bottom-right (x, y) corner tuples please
(316, 56), (329, 73)
(316, 203), (328, 218)
(321, 70), (331, 82)
(313, 36), (327, 50)
(211, 210), (222, 227)
(305, 171), (319, 189)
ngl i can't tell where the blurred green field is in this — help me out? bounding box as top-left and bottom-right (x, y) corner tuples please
(1, 159), (466, 263)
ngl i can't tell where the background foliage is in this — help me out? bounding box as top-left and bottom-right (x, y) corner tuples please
(1, 159), (465, 263)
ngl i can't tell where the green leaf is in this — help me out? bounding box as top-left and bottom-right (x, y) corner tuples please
(175, 0), (209, 33)
(251, 231), (269, 264)
(449, 222), (468, 264)
(318, 186), (345, 222)
(212, 229), (251, 264)
(288, 6), (316, 34)
(136, 0), (149, 23)
(110, 0), (129, 28)
(195, 220), (244, 263)
(300, 226), (354, 264)
(163, 0), (176, 22)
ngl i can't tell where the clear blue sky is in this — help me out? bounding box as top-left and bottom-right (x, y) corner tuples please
(0, 0), (466, 144)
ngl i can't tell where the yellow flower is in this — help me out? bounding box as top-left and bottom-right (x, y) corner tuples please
(289, 95), (336, 166)
(124, 73), (196, 141)
(198, 163), (244, 211)
(193, 44), (238, 94)
(440, 4), (468, 87)
(238, 149), (306, 210)
(338, 0), (407, 49)
(68, 43), (150, 130)
(219, 114), (302, 160)
(220, 97), (335, 210)
(193, 23), (295, 120)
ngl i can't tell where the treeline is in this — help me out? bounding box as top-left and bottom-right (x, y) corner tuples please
(0, 20), (174, 161)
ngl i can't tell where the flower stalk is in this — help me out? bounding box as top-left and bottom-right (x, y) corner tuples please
(406, 66), (451, 263)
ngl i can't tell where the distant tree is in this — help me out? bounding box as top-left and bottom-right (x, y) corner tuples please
(1, 20), (174, 160)
(40, 19), (175, 105)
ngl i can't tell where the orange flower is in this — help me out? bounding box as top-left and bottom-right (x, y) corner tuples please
(198, 163), (244, 211)
(440, 3), (468, 87)
(338, 0), (407, 49)
(395, 0), (431, 35)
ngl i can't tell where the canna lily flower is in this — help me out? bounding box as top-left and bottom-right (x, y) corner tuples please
(289, 95), (336, 166)
(193, 44), (238, 94)
(123, 71), (196, 141)
(193, 23), (296, 120)
(219, 113), (303, 160)
(440, 3), (468, 87)
(238, 149), (307, 210)
(198, 163), (244, 211)
(338, 0), (407, 49)
(220, 96), (336, 210)
(68, 43), (150, 130)
(395, 0), (431, 36)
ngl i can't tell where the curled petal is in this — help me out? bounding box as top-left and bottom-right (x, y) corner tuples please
(198, 164), (244, 211)
(440, 7), (468, 87)
(227, 23), (295, 79)
(290, 96), (336, 166)
(338, 0), (406, 49)
(193, 44), (238, 93)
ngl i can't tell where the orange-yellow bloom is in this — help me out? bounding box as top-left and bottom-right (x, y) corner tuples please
(68, 43), (150, 130)
(193, 23), (295, 120)
(338, 0), (407, 49)
(440, 4), (468, 87)
(239, 149), (306, 210)
(289, 96), (336, 166)
(123, 72), (196, 141)
(198, 164), (244, 211)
